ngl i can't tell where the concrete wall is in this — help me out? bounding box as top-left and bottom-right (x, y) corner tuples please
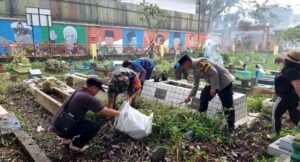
(0, 19), (208, 55)
(0, 0), (210, 33)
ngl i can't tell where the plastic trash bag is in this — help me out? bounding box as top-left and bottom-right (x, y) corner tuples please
(115, 101), (153, 140)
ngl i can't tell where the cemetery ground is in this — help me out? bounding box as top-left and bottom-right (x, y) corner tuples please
(0, 54), (295, 161)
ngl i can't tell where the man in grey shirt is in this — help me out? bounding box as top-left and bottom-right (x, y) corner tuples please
(179, 55), (235, 133)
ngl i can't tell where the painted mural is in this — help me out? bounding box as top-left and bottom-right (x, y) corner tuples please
(169, 32), (185, 53)
(122, 29), (144, 54)
(41, 24), (86, 47)
(87, 27), (123, 54)
(144, 31), (169, 53)
(0, 20), (42, 55)
(185, 33), (198, 48)
(0, 19), (209, 55)
(199, 34), (208, 46)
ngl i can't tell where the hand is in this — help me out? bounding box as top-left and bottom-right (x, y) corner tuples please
(252, 86), (275, 95)
(128, 97), (132, 104)
(184, 97), (191, 103)
(275, 55), (285, 63)
(210, 89), (216, 97)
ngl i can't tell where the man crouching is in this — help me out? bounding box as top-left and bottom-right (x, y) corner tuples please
(51, 76), (119, 152)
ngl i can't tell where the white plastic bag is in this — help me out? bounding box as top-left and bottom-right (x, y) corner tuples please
(115, 101), (153, 140)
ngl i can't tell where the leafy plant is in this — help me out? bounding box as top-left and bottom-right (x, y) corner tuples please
(247, 96), (267, 112)
(136, 98), (226, 143)
(275, 25), (300, 50)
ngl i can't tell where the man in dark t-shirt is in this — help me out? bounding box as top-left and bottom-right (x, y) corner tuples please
(51, 76), (119, 152)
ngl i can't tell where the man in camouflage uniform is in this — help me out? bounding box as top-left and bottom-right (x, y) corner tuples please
(107, 67), (141, 109)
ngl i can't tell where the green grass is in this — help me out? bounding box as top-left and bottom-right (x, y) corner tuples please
(136, 98), (227, 143)
(247, 95), (268, 113)
(226, 52), (282, 72)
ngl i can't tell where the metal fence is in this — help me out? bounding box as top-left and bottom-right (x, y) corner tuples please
(0, 43), (201, 57)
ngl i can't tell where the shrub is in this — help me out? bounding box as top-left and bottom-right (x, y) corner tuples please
(247, 96), (267, 113)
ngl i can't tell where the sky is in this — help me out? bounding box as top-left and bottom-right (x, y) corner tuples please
(120, 0), (300, 15)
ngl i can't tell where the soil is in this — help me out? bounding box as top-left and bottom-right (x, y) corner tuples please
(2, 84), (296, 161)
(47, 92), (64, 103)
(0, 134), (31, 162)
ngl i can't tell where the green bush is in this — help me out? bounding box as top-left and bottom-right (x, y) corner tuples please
(247, 96), (267, 112)
(136, 99), (227, 143)
(225, 52), (281, 71)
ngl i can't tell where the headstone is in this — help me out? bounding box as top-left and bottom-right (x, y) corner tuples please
(29, 69), (42, 78)
(154, 88), (167, 100)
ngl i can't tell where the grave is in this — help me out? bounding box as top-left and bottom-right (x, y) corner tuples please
(141, 80), (248, 124)
(0, 105), (50, 162)
(25, 77), (75, 114)
(111, 61), (123, 69)
(13, 57), (31, 74)
(65, 73), (108, 90)
(268, 135), (294, 157)
(29, 69), (42, 78)
(45, 59), (66, 72)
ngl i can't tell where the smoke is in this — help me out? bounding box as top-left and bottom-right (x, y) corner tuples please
(203, 34), (224, 65)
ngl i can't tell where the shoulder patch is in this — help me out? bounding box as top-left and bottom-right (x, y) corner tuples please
(197, 60), (212, 72)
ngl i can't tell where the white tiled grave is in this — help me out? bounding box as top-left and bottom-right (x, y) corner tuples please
(268, 135), (294, 157)
(141, 80), (247, 123)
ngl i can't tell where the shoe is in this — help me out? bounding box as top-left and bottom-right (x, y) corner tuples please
(59, 138), (72, 145)
(69, 143), (89, 153)
(226, 127), (236, 136)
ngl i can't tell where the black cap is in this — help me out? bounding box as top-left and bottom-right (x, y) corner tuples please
(86, 76), (105, 92)
(122, 60), (132, 68)
(177, 55), (192, 66)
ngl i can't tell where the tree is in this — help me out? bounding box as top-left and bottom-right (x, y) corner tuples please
(140, 1), (168, 58)
(204, 0), (280, 30)
(275, 25), (300, 50)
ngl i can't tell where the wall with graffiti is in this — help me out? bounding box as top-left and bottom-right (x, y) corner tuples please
(0, 20), (42, 54)
(144, 31), (170, 53)
(87, 27), (123, 55)
(0, 19), (208, 55)
(168, 32), (185, 53)
(41, 24), (86, 47)
(122, 29), (144, 54)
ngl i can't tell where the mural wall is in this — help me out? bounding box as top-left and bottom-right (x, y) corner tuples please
(41, 24), (86, 47)
(0, 19), (208, 55)
(144, 31), (169, 53)
(169, 32), (185, 53)
(185, 33), (198, 48)
(0, 20), (42, 54)
(122, 29), (144, 54)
